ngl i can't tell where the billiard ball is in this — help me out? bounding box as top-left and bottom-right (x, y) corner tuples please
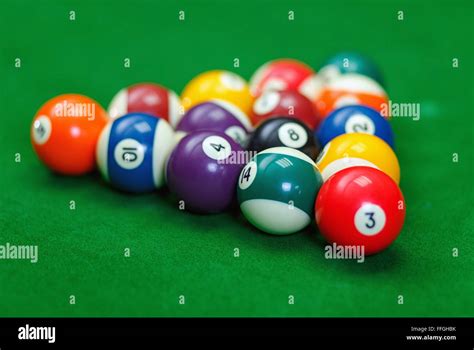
(250, 90), (322, 129)
(314, 74), (389, 118)
(96, 113), (174, 193)
(250, 59), (317, 99)
(247, 117), (320, 160)
(315, 166), (405, 255)
(166, 130), (245, 213)
(318, 52), (384, 87)
(108, 83), (182, 127)
(316, 133), (400, 183)
(31, 94), (109, 175)
(237, 147), (323, 235)
(181, 70), (253, 115)
(316, 105), (394, 148)
(176, 99), (252, 147)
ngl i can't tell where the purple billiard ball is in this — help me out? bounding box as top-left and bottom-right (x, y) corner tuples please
(166, 130), (246, 213)
(175, 99), (252, 147)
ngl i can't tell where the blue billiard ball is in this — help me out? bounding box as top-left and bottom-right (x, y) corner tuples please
(96, 113), (175, 193)
(315, 105), (394, 148)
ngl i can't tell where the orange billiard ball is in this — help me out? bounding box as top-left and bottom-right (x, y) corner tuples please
(314, 74), (389, 119)
(31, 94), (109, 175)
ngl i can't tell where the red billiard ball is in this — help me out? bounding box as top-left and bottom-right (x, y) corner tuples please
(315, 166), (405, 255)
(108, 83), (182, 127)
(250, 59), (316, 98)
(250, 90), (322, 129)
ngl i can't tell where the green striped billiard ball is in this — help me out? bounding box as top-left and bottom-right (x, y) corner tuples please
(237, 147), (323, 235)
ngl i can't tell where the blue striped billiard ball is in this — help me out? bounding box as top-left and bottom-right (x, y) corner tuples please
(96, 113), (174, 193)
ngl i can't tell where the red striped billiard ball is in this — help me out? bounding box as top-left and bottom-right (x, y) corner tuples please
(108, 83), (182, 127)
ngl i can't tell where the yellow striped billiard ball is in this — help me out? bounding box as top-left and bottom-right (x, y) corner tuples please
(316, 133), (400, 184)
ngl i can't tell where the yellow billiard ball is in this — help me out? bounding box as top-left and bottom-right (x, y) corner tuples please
(181, 70), (253, 115)
(316, 133), (400, 184)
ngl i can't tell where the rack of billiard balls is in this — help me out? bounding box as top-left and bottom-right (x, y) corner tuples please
(31, 52), (405, 257)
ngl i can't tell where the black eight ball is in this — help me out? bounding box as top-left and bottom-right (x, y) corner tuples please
(247, 116), (320, 160)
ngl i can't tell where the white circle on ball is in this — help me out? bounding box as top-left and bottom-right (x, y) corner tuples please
(334, 94), (360, 108)
(32, 115), (52, 145)
(238, 161), (257, 190)
(253, 91), (280, 115)
(114, 138), (145, 170)
(345, 114), (376, 135)
(202, 135), (232, 161)
(225, 125), (247, 146)
(354, 203), (386, 236)
(278, 122), (308, 149)
(220, 72), (245, 91)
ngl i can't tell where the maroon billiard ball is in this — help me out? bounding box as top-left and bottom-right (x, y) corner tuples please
(250, 90), (321, 129)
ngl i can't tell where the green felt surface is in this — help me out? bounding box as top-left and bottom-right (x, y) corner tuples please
(0, 0), (473, 317)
